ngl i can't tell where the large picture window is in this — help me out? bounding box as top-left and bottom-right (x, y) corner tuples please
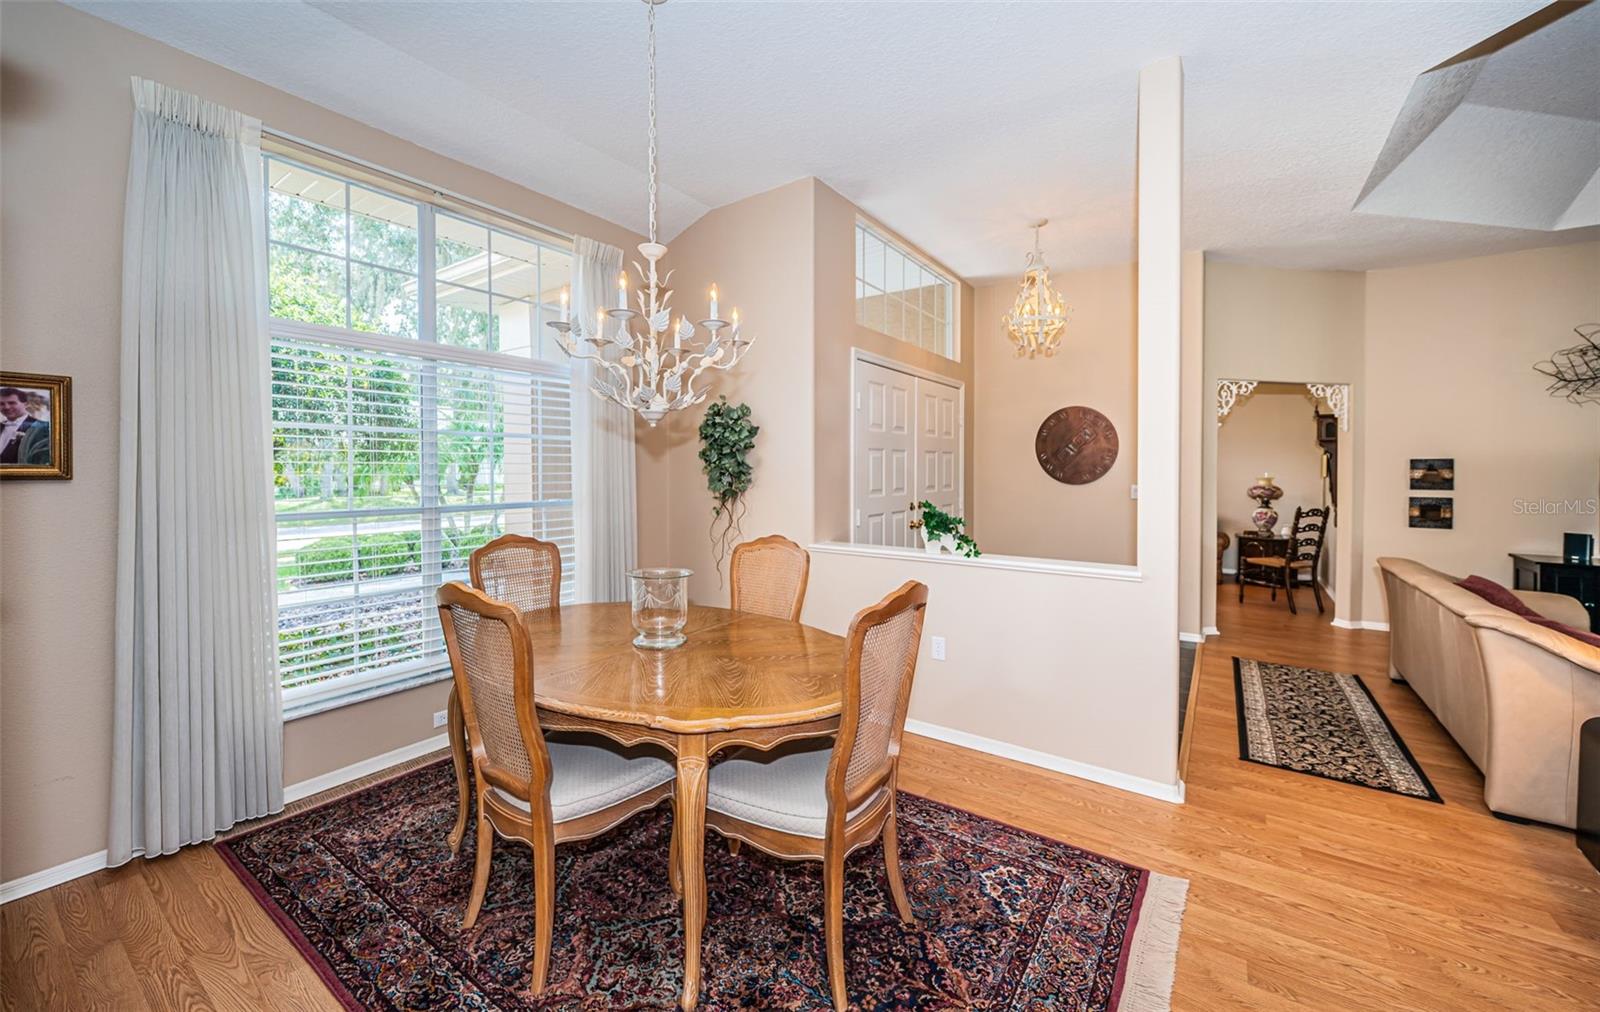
(265, 154), (575, 714)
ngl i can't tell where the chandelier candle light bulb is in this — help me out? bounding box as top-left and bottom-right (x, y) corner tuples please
(546, 0), (754, 426)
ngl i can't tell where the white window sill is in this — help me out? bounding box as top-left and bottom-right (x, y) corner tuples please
(807, 542), (1142, 582)
(282, 665), (452, 722)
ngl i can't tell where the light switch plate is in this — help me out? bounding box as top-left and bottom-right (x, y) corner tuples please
(930, 636), (946, 661)
(433, 710), (448, 728)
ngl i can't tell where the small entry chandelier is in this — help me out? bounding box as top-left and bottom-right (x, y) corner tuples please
(548, 0), (751, 426)
(1002, 220), (1069, 358)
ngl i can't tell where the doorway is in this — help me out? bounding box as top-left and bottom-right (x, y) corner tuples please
(850, 351), (964, 548)
(1215, 380), (1346, 621)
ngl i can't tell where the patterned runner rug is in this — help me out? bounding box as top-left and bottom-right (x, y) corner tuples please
(219, 759), (1188, 1010)
(1233, 657), (1441, 802)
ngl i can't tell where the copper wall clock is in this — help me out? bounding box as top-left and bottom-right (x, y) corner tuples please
(1035, 406), (1119, 485)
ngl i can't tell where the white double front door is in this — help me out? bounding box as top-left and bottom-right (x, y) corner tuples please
(851, 356), (963, 547)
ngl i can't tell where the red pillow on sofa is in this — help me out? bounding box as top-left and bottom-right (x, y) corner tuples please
(1529, 616), (1600, 649)
(1455, 575), (1540, 618)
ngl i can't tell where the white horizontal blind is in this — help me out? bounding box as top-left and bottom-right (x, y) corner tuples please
(265, 153), (576, 703)
(272, 340), (574, 691)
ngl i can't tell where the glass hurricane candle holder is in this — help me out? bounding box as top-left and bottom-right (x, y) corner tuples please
(627, 568), (692, 649)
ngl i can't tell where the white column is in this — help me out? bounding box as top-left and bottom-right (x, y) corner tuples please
(1136, 56), (1184, 784)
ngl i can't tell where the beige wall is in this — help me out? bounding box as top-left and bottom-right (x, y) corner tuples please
(813, 181), (974, 545)
(1202, 262), (1366, 629)
(0, 2), (649, 881)
(801, 57), (1185, 792)
(1360, 243), (1600, 621)
(1200, 245), (1600, 631)
(1217, 385), (1329, 574)
(972, 263), (1137, 562)
(635, 179), (820, 603)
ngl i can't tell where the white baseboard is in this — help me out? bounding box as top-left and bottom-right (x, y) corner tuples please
(1203, 626), (1220, 638)
(1179, 631), (1204, 644)
(0, 850), (111, 905)
(284, 732), (449, 804)
(2, 733), (451, 907)
(1331, 618), (1390, 632)
(905, 719), (1185, 804)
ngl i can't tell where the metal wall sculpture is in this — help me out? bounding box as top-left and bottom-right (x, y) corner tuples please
(1535, 324), (1600, 405)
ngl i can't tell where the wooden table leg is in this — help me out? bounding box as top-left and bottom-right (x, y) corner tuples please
(447, 685), (469, 854)
(673, 733), (709, 1010)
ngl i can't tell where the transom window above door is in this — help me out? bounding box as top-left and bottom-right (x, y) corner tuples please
(855, 220), (956, 360)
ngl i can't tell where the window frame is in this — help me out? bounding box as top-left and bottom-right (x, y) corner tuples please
(854, 218), (958, 361)
(265, 154), (577, 720)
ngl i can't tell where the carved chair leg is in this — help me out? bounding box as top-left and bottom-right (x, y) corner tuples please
(462, 805), (493, 929)
(1283, 566), (1297, 614)
(1238, 570), (1245, 603)
(882, 807), (916, 926)
(668, 800), (683, 898)
(823, 854), (848, 1012)
(530, 818), (557, 995)
(447, 687), (470, 855)
(1311, 578), (1326, 614)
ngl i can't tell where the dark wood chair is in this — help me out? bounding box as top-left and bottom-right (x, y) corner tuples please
(1239, 507), (1329, 614)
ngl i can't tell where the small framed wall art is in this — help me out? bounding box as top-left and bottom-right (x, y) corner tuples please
(1408, 496), (1452, 529)
(1409, 458), (1454, 491)
(0, 372), (72, 480)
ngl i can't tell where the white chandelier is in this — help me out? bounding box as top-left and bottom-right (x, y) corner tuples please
(547, 0), (751, 426)
(1002, 220), (1069, 358)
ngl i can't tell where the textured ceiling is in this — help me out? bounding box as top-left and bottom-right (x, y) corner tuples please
(1355, 1), (1600, 231)
(69, 0), (1600, 281)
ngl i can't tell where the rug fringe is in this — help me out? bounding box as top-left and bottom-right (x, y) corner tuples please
(1119, 872), (1189, 1012)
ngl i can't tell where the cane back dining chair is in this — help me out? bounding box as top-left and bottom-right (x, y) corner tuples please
(729, 534), (811, 622)
(702, 580), (929, 1011)
(1238, 506), (1329, 614)
(436, 582), (675, 994)
(470, 533), (564, 614)
(447, 534), (567, 854)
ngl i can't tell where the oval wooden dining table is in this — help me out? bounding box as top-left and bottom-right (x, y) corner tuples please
(446, 602), (846, 1010)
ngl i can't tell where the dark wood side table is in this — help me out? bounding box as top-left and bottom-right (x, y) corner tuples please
(1236, 532), (1290, 585)
(1509, 553), (1600, 633)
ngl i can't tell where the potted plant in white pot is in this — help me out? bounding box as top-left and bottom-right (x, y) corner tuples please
(908, 500), (981, 558)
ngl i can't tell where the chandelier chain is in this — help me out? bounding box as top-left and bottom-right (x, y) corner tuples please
(543, 0), (753, 426)
(646, 0), (659, 244)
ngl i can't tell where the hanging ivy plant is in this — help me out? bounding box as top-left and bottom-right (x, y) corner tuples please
(698, 396), (759, 582)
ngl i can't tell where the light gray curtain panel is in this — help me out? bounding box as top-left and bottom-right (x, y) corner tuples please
(109, 78), (283, 865)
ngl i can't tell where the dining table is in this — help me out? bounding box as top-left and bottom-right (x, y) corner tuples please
(446, 601), (847, 1011)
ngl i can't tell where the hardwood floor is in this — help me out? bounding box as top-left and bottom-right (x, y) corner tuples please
(4, 594), (1597, 1010)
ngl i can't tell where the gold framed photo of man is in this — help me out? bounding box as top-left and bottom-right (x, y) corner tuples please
(0, 372), (71, 480)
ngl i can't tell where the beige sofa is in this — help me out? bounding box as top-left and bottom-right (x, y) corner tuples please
(1378, 557), (1600, 828)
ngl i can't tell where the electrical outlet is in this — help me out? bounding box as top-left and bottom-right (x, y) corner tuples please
(433, 709), (448, 728)
(930, 636), (946, 661)
(1129, 484), (1139, 499)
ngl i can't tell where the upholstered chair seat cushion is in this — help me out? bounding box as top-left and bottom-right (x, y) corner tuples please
(492, 742), (674, 823)
(706, 744), (883, 838)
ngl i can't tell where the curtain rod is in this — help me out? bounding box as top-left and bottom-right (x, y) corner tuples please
(261, 126), (574, 247)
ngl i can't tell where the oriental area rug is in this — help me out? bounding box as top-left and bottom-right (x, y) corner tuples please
(1234, 656), (1441, 802)
(219, 758), (1188, 1010)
